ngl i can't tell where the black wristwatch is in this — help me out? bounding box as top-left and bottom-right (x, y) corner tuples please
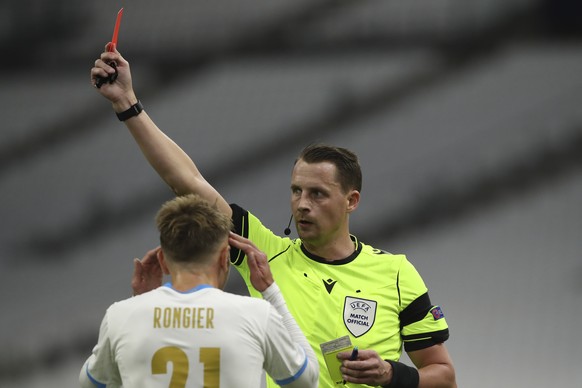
(116, 100), (144, 121)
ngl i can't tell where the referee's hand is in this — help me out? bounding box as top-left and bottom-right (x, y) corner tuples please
(228, 232), (273, 292)
(338, 349), (392, 386)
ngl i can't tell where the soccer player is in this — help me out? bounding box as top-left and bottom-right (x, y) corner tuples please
(91, 48), (456, 388)
(79, 194), (319, 388)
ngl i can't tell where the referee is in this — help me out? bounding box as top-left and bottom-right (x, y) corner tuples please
(91, 48), (457, 388)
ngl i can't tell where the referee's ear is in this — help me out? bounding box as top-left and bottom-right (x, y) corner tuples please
(346, 190), (360, 213)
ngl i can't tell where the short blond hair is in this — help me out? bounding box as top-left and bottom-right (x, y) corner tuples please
(155, 194), (233, 264)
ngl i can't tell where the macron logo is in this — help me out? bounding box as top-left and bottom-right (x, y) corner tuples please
(322, 278), (337, 294)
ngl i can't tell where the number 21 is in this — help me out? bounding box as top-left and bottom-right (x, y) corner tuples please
(151, 346), (220, 387)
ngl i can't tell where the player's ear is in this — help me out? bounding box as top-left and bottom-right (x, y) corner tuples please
(346, 190), (360, 213)
(219, 244), (230, 270)
(157, 249), (171, 275)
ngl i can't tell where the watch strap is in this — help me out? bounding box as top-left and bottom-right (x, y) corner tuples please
(116, 100), (143, 121)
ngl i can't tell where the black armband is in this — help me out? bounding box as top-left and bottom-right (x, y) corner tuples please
(382, 360), (419, 388)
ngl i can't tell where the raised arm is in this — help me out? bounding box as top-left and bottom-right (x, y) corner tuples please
(90, 46), (232, 217)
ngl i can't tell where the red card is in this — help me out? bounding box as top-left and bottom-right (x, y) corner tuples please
(108, 8), (124, 52)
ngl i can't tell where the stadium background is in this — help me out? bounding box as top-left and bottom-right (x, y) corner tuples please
(0, 0), (581, 386)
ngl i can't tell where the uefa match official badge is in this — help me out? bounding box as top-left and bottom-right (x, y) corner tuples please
(343, 296), (377, 337)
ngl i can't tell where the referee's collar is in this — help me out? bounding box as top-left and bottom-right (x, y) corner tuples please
(300, 235), (362, 265)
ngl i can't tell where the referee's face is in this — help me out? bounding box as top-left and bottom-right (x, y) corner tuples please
(290, 160), (352, 248)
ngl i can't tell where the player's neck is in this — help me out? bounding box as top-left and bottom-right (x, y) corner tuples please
(170, 271), (219, 292)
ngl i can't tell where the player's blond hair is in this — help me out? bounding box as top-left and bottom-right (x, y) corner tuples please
(155, 194), (233, 264)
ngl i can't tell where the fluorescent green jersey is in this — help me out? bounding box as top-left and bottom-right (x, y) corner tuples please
(230, 205), (449, 388)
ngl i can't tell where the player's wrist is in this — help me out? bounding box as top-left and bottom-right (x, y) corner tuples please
(382, 360), (419, 388)
(261, 282), (286, 308)
(261, 282), (279, 298)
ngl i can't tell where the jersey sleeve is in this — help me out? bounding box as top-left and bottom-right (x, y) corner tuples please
(262, 285), (318, 387)
(397, 257), (450, 352)
(79, 309), (122, 388)
(230, 204), (294, 297)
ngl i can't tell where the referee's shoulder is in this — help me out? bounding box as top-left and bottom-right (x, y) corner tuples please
(360, 242), (409, 263)
(360, 241), (399, 256)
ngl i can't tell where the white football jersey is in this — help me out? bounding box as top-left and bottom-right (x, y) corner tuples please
(80, 284), (315, 387)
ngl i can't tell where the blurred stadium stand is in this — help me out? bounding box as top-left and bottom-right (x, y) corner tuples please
(0, 0), (580, 386)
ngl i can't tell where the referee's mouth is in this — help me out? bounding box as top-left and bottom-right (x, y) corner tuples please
(298, 219), (314, 227)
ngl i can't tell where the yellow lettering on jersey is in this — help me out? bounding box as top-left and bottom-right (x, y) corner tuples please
(153, 307), (215, 329)
(182, 308), (191, 327)
(163, 308), (172, 327)
(196, 307), (204, 328)
(173, 307), (181, 328)
(154, 307), (161, 328)
(206, 308), (214, 329)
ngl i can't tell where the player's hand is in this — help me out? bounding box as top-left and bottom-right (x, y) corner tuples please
(228, 232), (273, 292)
(131, 247), (163, 296)
(338, 349), (393, 386)
(90, 44), (137, 110)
